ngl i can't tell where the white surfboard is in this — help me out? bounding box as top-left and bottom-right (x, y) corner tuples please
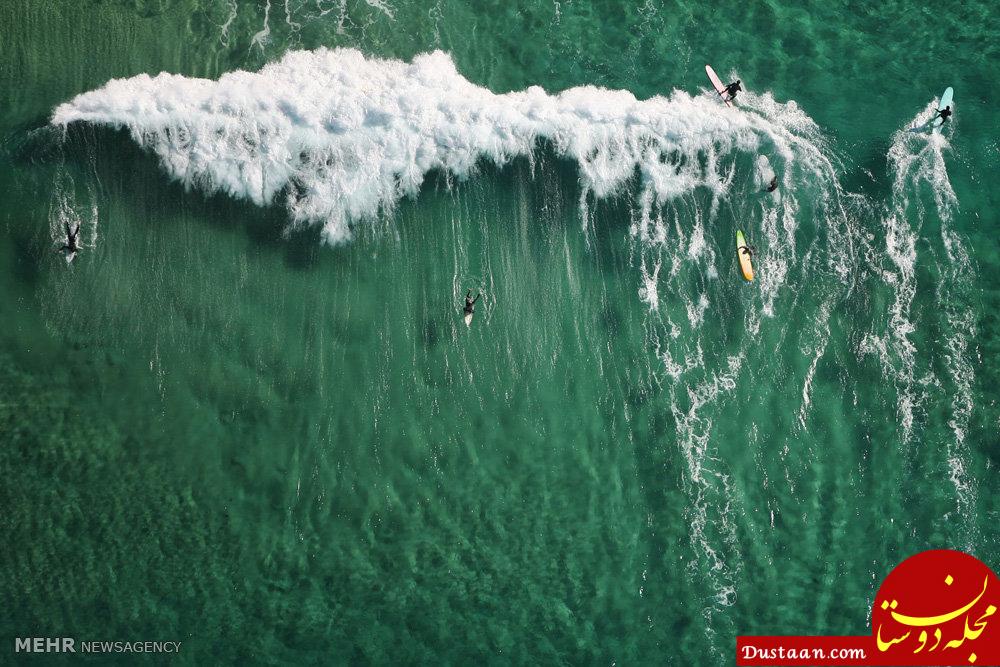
(911, 87), (954, 133)
(932, 86), (953, 130)
(464, 312), (473, 327)
(705, 65), (733, 107)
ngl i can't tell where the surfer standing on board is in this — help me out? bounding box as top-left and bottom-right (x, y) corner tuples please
(739, 242), (757, 258)
(766, 176), (778, 193)
(932, 105), (952, 124)
(724, 80), (742, 100)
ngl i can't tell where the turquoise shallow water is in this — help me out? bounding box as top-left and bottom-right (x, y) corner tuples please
(1, 0), (999, 664)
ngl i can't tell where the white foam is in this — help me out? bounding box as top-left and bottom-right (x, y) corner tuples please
(669, 353), (742, 650)
(797, 301), (831, 431)
(638, 256), (661, 312)
(869, 101), (977, 536)
(54, 48), (823, 244)
(864, 103), (944, 443)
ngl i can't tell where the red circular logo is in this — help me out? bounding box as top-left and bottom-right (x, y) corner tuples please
(872, 549), (1000, 665)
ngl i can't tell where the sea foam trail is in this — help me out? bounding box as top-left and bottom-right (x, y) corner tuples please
(53, 48), (817, 243)
(626, 88), (852, 653)
(863, 103), (977, 539)
(862, 104), (952, 444)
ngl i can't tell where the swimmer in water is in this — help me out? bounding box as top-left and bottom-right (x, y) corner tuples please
(464, 290), (481, 317)
(57, 222), (81, 260)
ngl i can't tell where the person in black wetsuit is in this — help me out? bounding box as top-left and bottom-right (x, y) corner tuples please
(57, 222), (81, 257)
(932, 105), (952, 124)
(724, 80), (742, 100)
(766, 176), (778, 193)
(463, 290), (481, 317)
(740, 243), (758, 258)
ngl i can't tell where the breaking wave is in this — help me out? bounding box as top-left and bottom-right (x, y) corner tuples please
(54, 47), (821, 244)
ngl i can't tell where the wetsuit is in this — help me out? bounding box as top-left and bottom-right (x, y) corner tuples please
(464, 291), (480, 316)
(59, 223), (80, 254)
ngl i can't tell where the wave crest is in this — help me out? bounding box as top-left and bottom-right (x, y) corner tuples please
(53, 48), (786, 243)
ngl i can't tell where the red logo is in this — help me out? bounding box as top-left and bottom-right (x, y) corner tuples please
(737, 549), (1000, 666)
(873, 549), (999, 665)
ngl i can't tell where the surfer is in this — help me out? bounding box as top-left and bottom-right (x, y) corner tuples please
(932, 105), (952, 124)
(724, 80), (742, 100)
(739, 243), (757, 258)
(56, 222), (81, 259)
(766, 176), (778, 193)
(463, 290), (481, 320)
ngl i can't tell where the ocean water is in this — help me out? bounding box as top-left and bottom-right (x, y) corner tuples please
(1, 0), (998, 663)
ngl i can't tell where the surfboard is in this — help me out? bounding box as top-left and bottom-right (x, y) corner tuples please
(705, 65), (733, 108)
(932, 86), (953, 130)
(736, 230), (754, 281)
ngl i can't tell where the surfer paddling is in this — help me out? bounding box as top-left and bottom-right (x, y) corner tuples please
(56, 222), (81, 261)
(463, 290), (481, 327)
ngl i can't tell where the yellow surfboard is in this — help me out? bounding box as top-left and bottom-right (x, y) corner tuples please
(736, 230), (754, 281)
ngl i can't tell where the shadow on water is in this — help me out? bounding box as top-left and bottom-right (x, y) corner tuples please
(16, 121), (328, 270)
(3, 116), (66, 165)
(19, 120), (713, 284)
(9, 229), (44, 288)
(2, 119), (60, 288)
(17, 116), (769, 292)
(16, 121), (640, 277)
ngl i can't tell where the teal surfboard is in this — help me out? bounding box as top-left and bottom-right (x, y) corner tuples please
(932, 87), (953, 129)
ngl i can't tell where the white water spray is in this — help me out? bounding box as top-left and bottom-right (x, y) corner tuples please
(54, 48), (826, 246)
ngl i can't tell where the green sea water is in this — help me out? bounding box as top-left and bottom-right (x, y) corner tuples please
(1, 0), (999, 664)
